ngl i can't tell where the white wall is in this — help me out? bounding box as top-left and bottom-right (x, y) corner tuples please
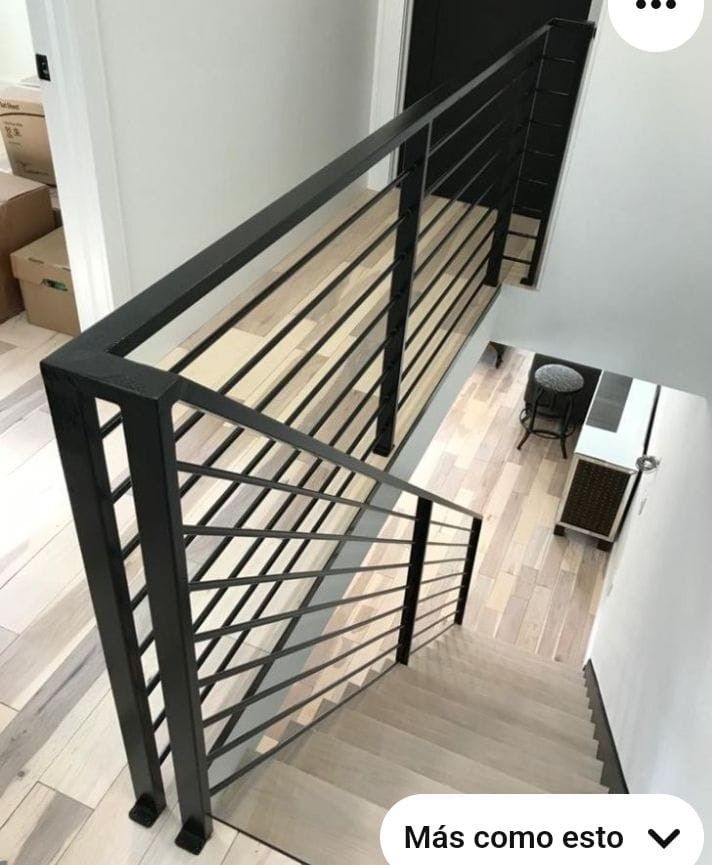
(0, 0), (35, 83)
(494, 4), (712, 398)
(367, 0), (411, 189)
(27, 0), (380, 337)
(588, 388), (712, 829)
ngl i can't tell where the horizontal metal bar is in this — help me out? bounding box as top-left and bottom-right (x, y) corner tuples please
(514, 204), (544, 217)
(176, 461), (415, 523)
(417, 583), (462, 604)
(528, 118), (566, 131)
(122, 537), (140, 561)
(507, 230), (538, 240)
(188, 561), (406, 593)
(188, 556), (462, 593)
(542, 53), (577, 65)
(197, 602), (405, 687)
(419, 570), (465, 587)
(100, 410), (123, 439)
(535, 87), (571, 98)
(195, 586), (408, 643)
(130, 584), (147, 611)
(411, 619), (455, 653)
(503, 254), (534, 265)
(418, 150), (500, 240)
(182, 524), (445, 546)
(429, 521), (469, 532)
(111, 476), (132, 504)
(518, 176), (550, 187)
(208, 660), (396, 794)
(429, 60), (539, 155)
(206, 643), (399, 761)
(426, 119), (507, 196)
(176, 377), (481, 518)
(524, 147), (559, 160)
(202, 623), (402, 726)
(414, 597), (459, 623)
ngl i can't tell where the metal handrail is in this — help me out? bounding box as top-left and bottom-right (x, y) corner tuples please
(47, 24), (556, 363)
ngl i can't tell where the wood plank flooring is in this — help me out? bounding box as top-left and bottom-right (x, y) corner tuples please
(0, 194), (605, 863)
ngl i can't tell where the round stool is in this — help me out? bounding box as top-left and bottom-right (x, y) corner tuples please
(517, 363), (584, 459)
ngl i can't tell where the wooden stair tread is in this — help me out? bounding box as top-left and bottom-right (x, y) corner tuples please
(388, 665), (595, 746)
(366, 669), (598, 757)
(212, 759), (386, 865)
(278, 728), (457, 808)
(317, 705), (549, 793)
(411, 648), (592, 719)
(423, 637), (587, 697)
(447, 630), (584, 683)
(349, 688), (605, 791)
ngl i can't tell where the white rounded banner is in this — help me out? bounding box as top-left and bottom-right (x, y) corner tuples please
(380, 794), (704, 864)
(608, 0), (704, 52)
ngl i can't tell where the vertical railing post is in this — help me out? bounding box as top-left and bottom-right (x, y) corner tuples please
(41, 368), (166, 827)
(397, 496), (433, 665)
(121, 388), (213, 854)
(373, 124), (432, 457)
(485, 37), (547, 288)
(521, 20), (595, 286)
(455, 516), (482, 625)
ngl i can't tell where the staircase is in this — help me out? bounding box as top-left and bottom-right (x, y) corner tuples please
(212, 628), (605, 865)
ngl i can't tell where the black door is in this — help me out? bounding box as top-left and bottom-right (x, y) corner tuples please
(405, 0), (591, 211)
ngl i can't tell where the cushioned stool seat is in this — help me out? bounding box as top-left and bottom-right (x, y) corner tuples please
(517, 363), (585, 458)
(535, 363), (584, 394)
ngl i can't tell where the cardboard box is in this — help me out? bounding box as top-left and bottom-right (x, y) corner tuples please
(0, 171), (55, 323)
(0, 85), (56, 185)
(49, 186), (62, 227)
(11, 227), (80, 335)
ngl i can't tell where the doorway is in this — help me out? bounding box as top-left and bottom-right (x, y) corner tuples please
(403, 0), (592, 213)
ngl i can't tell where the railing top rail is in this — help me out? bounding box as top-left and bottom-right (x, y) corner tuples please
(177, 375), (480, 520)
(46, 18), (591, 365)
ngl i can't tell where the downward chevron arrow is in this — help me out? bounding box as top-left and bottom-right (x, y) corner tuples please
(648, 828), (681, 850)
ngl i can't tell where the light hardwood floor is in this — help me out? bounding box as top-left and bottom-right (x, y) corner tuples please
(0, 198), (603, 863)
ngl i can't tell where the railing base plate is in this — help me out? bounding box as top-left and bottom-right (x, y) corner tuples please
(175, 821), (209, 856)
(372, 442), (394, 458)
(128, 795), (162, 828)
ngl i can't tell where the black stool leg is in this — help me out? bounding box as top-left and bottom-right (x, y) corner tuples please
(517, 386), (541, 451)
(559, 394), (574, 459)
(492, 342), (506, 369)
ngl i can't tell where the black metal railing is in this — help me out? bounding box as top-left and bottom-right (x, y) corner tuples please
(41, 17), (593, 854)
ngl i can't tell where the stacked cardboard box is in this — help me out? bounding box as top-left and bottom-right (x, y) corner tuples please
(0, 84), (56, 185)
(0, 173), (54, 323)
(11, 227), (79, 335)
(0, 83), (76, 332)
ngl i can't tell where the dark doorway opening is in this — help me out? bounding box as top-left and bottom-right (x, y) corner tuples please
(404, 0), (592, 213)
